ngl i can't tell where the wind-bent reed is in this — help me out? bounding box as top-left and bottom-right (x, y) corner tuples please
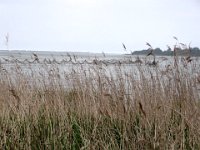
(0, 50), (199, 149)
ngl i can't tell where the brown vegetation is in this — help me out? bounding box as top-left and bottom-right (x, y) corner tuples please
(0, 45), (200, 149)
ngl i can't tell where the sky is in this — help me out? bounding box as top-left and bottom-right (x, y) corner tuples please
(0, 0), (200, 53)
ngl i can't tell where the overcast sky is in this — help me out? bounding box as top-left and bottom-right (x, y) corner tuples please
(0, 0), (200, 53)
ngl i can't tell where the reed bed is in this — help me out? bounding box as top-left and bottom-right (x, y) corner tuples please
(0, 52), (200, 149)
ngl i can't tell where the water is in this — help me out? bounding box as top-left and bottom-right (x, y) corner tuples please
(0, 50), (200, 90)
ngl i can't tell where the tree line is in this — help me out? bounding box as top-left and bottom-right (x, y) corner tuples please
(132, 47), (200, 56)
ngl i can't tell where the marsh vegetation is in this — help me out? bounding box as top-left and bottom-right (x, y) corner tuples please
(0, 42), (200, 149)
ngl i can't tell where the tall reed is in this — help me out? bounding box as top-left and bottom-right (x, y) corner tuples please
(0, 50), (199, 149)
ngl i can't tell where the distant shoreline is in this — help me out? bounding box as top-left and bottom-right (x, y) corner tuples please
(131, 47), (200, 56)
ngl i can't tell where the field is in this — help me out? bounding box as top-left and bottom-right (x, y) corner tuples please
(0, 49), (200, 149)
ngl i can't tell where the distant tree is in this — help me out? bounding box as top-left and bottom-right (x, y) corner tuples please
(132, 46), (200, 56)
(154, 48), (162, 55)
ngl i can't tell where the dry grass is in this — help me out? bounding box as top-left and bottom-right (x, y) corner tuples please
(0, 48), (200, 149)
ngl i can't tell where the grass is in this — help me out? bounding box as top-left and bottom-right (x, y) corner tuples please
(0, 46), (200, 149)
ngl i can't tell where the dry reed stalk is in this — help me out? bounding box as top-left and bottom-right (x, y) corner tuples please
(9, 87), (21, 109)
(0, 45), (199, 149)
(139, 102), (146, 118)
